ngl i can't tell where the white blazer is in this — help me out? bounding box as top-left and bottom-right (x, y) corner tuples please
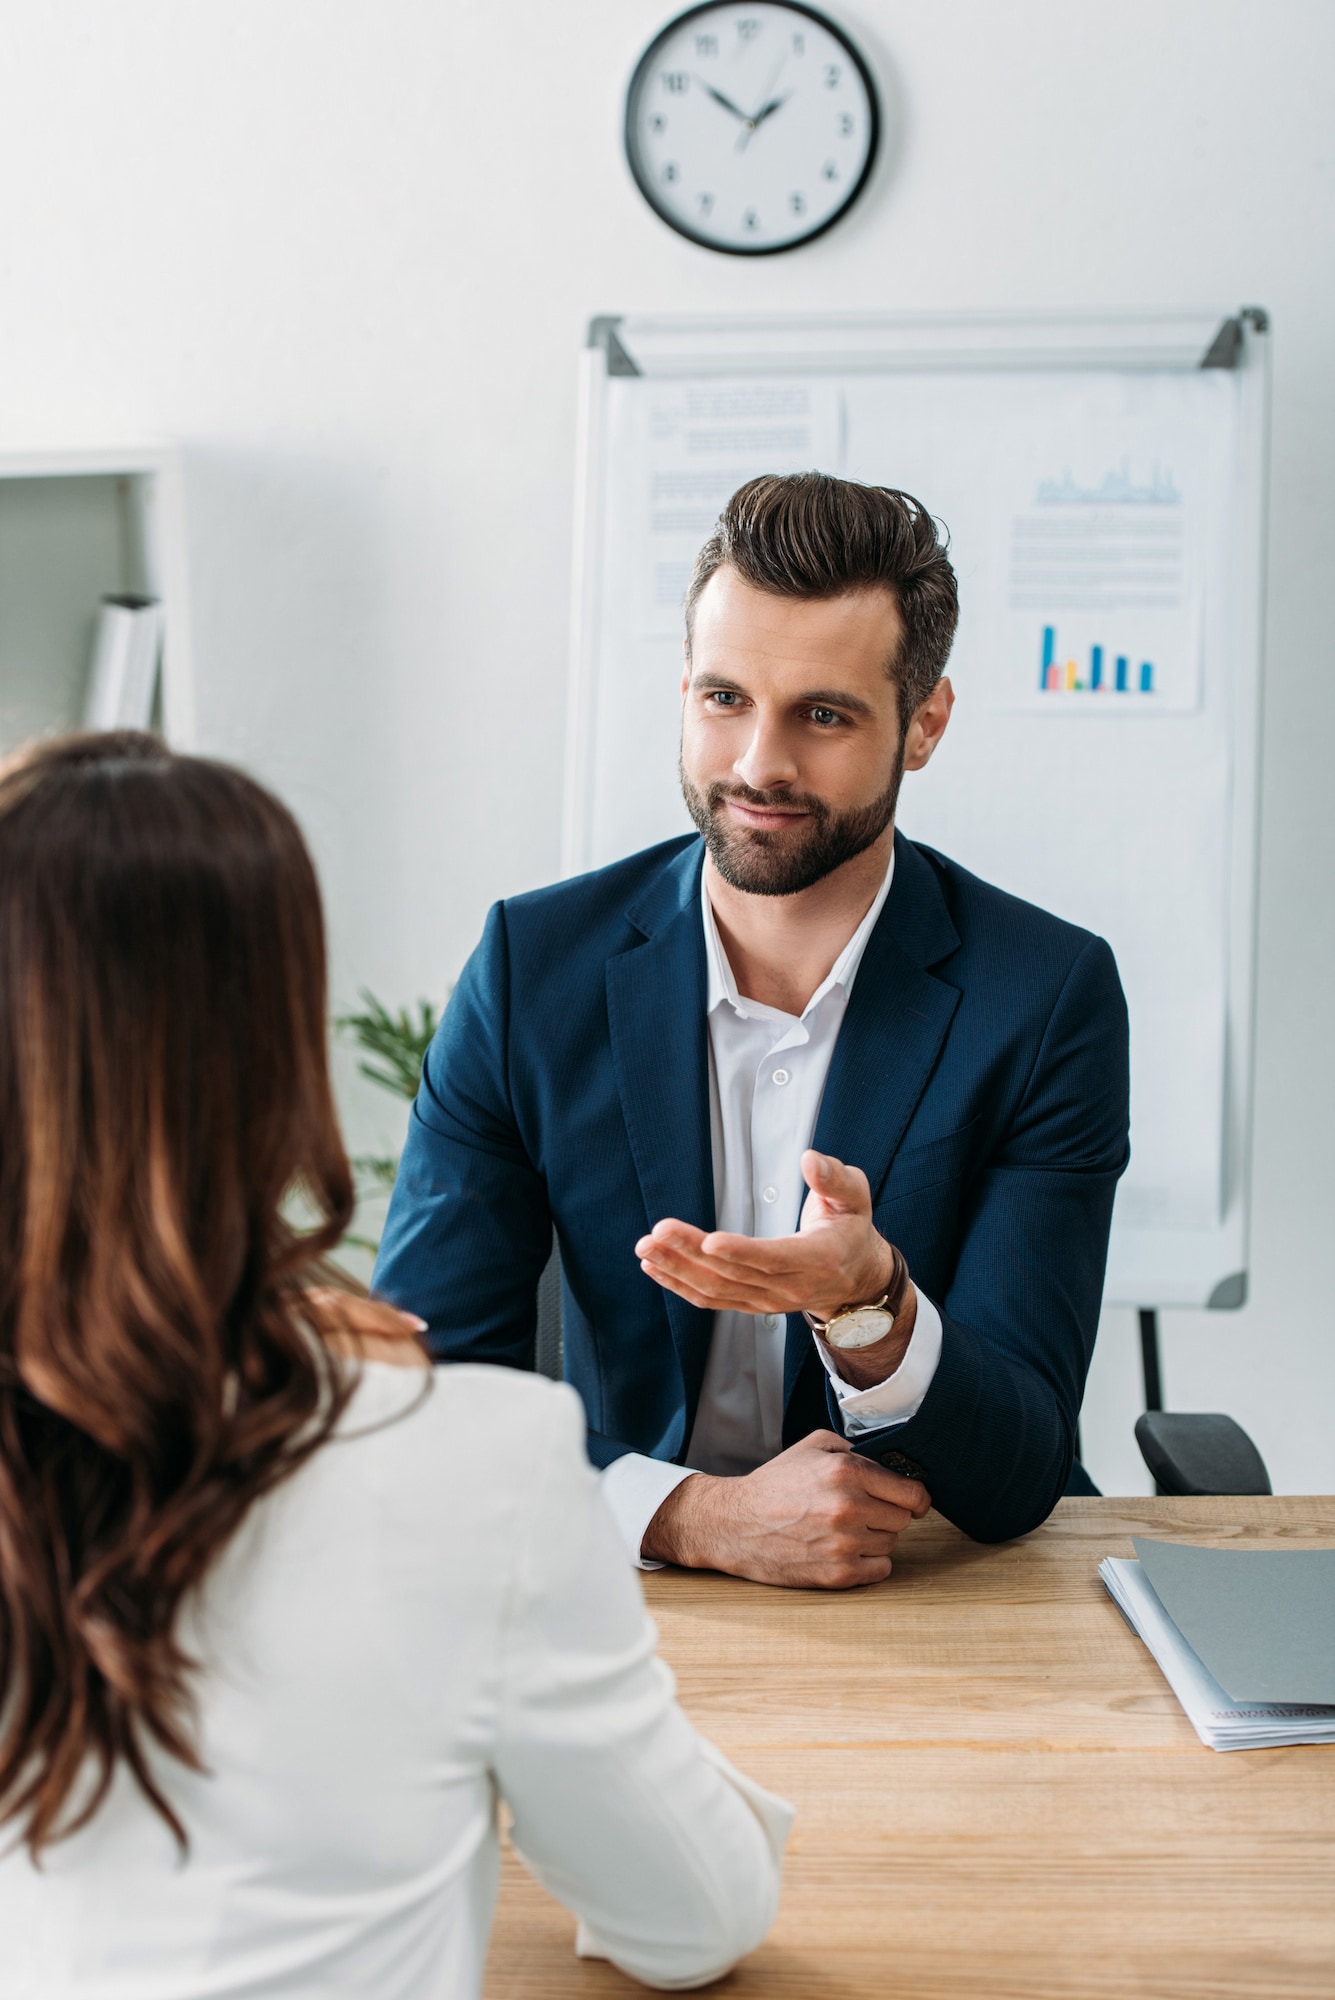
(0, 1362), (792, 1998)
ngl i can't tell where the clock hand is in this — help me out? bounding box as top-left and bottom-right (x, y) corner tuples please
(751, 91), (792, 129)
(735, 90), (792, 151)
(734, 52), (790, 150)
(693, 76), (750, 122)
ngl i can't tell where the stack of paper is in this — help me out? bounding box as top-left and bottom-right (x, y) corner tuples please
(84, 596), (163, 731)
(1101, 1538), (1335, 1750)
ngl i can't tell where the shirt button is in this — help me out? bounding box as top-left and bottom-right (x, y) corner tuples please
(761, 1185), (778, 1204)
(766, 1313), (783, 1330)
(772, 1067), (790, 1086)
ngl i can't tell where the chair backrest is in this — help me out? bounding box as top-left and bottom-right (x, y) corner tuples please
(1135, 1412), (1272, 1496)
(535, 1239), (563, 1380)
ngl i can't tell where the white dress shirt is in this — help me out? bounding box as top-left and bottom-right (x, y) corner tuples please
(602, 851), (943, 1565)
(0, 1362), (792, 1999)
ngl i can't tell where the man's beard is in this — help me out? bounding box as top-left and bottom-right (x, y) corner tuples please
(680, 747), (905, 898)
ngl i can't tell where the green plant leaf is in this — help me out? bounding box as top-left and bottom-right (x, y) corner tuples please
(335, 990), (442, 1101)
(340, 1232), (384, 1256)
(335, 990), (447, 1266)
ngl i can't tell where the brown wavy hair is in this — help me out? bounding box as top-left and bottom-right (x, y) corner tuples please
(0, 732), (356, 1857)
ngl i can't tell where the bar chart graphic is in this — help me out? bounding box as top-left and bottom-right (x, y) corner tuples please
(1039, 625), (1155, 697)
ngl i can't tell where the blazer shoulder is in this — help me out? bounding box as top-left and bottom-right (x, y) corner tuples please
(437, 1361), (587, 1438)
(498, 835), (700, 945)
(431, 1367), (595, 1518)
(910, 838), (1109, 977)
(358, 1364), (588, 1483)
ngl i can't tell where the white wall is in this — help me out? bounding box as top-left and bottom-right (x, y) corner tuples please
(0, 0), (1330, 1493)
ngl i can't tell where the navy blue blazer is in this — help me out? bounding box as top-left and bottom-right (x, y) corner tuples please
(374, 832), (1129, 1543)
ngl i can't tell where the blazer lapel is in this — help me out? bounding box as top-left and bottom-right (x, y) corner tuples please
(607, 841), (716, 1435)
(786, 834), (963, 1417)
(810, 834), (962, 1193)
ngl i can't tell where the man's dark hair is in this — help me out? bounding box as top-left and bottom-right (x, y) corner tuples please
(684, 472), (959, 725)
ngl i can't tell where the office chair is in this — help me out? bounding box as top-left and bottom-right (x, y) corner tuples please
(1132, 1309), (1271, 1496)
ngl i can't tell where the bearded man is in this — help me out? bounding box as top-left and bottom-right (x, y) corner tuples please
(375, 473), (1130, 1588)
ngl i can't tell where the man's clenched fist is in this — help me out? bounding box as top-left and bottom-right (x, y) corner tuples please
(642, 1430), (931, 1589)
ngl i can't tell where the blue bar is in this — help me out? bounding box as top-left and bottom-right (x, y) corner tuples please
(1091, 645), (1103, 691)
(1115, 655), (1128, 692)
(1041, 624), (1055, 690)
(1140, 660), (1153, 694)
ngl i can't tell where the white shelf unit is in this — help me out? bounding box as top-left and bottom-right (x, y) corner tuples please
(0, 444), (194, 755)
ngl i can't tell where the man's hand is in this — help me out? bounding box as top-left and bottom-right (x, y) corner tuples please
(642, 1431), (931, 1589)
(635, 1149), (917, 1383)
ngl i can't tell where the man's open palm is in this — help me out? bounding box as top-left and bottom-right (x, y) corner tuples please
(636, 1148), (896, 1323)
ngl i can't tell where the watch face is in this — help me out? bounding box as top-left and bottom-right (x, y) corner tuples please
(826, 1305), (895, 1350)
(624, 2), (879, 256)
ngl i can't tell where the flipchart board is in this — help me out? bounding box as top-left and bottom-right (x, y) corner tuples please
(564, 310), (1270, 1311)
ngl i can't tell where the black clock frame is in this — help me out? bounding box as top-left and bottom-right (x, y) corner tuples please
(623, 0), (881, 257)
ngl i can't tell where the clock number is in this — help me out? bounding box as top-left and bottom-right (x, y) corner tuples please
(738, 18), (761, 40)
(821, 159), (839, 181)
(839, 112), (854, 135)
(789, 192), (806, 214)
(698, 191), (715, 214)
(792, 31), (805, 54)
(743, 208), (761, 231)
(824, 63), (841, 87)
(649, 114), (666, 133)
(663, 162), (680, 184)
(695, 31), (718, 55)
(661, 70), (689, 93)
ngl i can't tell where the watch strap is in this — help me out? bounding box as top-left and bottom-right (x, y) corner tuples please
(803, 1242), (911, 1336)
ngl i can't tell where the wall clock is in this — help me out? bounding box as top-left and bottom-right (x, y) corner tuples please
(624, 2), (879, 256)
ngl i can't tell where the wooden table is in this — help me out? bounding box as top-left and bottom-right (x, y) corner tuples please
(483, 1497), (1335, 1999)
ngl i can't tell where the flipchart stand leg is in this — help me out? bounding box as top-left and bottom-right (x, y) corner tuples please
(1138, 1309), (1163, 1412)
(1138, 1308), (1166, 1494)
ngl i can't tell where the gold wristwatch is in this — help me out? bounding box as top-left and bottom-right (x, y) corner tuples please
(803, 1243), (910, 1350)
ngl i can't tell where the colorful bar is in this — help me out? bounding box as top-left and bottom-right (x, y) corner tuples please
(1038, 630), (1154, 696)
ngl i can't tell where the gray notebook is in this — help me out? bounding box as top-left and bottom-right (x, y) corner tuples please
(1133, 1538), (1335, 1705)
